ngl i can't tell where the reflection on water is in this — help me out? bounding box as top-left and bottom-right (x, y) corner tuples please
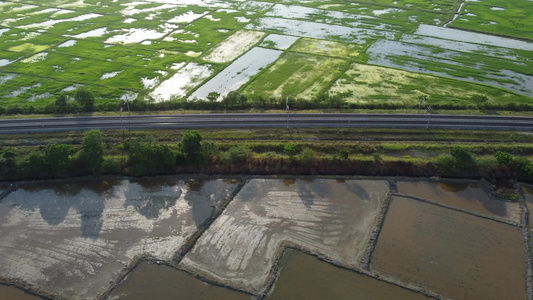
(267, 249), (433, 300)
(109, 262), (250, 300)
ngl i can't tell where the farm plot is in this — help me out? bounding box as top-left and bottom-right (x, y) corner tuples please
(190, 47), (282, 100)
(290, 38), (361, 58)
(371, 196), (527, 300)
(328, 63), (529, 105)
(366, 39), (533, 97)
(1, 0), (533, 106)
(0, 178), (240, 300)
(203, 30), (265, 63)
(450, 0), (533, 41)
(109, 262), (251, 300)
(266, 249), (433, 300)
(180, 179), (389, 293)
(396, 180), (521, 223)
(242, 52), (347, 100)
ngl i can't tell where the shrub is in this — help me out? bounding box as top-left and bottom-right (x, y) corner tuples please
(495, 151), (512, 165)
(180, 130), (203, 164)
(221, 146), (249, 165)
(299, 147), (316, 164)
(79, 129), (104, 173)
(284, 142), (298, 159)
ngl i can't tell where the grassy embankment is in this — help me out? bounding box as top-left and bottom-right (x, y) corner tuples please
(1, 128), (532, 191)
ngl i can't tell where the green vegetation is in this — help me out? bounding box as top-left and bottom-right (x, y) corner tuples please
(452, 0), (533, 41)
(1, 128), (532, 182)
(1, 0), (531, 114)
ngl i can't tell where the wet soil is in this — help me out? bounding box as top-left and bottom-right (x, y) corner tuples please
(266, 249), (433, 300)
(108, 262), (250, 300)
(372, 196), (527, 300)
(397, 180), (520, 223)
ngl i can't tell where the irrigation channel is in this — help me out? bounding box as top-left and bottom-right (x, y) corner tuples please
(1, 113), (533, 134)
(0, 177), (531, 300)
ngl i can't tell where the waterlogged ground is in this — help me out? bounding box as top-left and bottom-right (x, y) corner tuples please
(0, 0), (532, 107)
(0, 177), (529, 299)
(0, 178), (240, 299)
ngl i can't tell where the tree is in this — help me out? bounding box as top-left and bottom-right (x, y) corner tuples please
(75, 88), (95, 112)
(80, 129), (104, 173)
(18, 151), (45, 179)
(524, 162), (533, 177)
(201, 140), (219, 162)
(0, 147), (19, 179)
(284, 142), (298, 160)
(126, 138), (176, 174)
(495, 151), (512, 165)
(45, 144), (75, 175)
(207, 92), (220, 103)
(55, 94), (68, 114)
(450, 146), (476, 169)
(180, 130), (203, 163)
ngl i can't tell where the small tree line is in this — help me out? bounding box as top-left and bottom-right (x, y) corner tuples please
(1, 131), (532, 181)
(1, 89), (533, 116)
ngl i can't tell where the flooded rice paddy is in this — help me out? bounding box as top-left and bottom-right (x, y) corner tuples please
(1, 0), (532, 104)
(372, 196), (526, 300)
(267, 249), (433, 300)
(0, 177), (529, 299)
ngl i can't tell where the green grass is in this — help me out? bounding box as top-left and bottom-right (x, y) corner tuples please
(242, 52), (348, 99)
(451, 0), (533, 41)
(1, 0), (532, 112)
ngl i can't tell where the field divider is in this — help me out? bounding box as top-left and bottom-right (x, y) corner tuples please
(360, 180), (395, 270)
(172, 179), (247, 263)
(519, 186), (533, 300)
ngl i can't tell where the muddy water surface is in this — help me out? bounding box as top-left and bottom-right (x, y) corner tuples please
(372, 196), (526, 300)
(109, 262), (250, 300)
(397, 180), (520, 222)
(267, 249), (433, 300)
(0, 285), (42, 300)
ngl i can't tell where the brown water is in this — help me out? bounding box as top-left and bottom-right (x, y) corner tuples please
(0, 285), (42, 300)
(267, 249), (433, 300)
(108, 262), (251, 300)
(372, 196), (526, 300)
(397, 180), (521, 222)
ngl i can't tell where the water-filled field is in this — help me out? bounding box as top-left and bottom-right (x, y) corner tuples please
(0, 0), (532, 108)
(0, 177), (529, 299)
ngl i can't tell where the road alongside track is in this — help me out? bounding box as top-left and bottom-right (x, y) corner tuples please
(0, 113), (532, 134)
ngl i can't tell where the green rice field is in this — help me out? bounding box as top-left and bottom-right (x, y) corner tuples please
(0, 0), (532, 109)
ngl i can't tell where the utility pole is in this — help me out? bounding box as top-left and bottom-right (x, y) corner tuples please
(418, 95), (426, 114)
(426, 104), (432, 129)
(286, 95), (289, 129)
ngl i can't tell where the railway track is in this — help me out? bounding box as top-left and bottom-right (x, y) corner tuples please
(0, 113), (532, 134)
